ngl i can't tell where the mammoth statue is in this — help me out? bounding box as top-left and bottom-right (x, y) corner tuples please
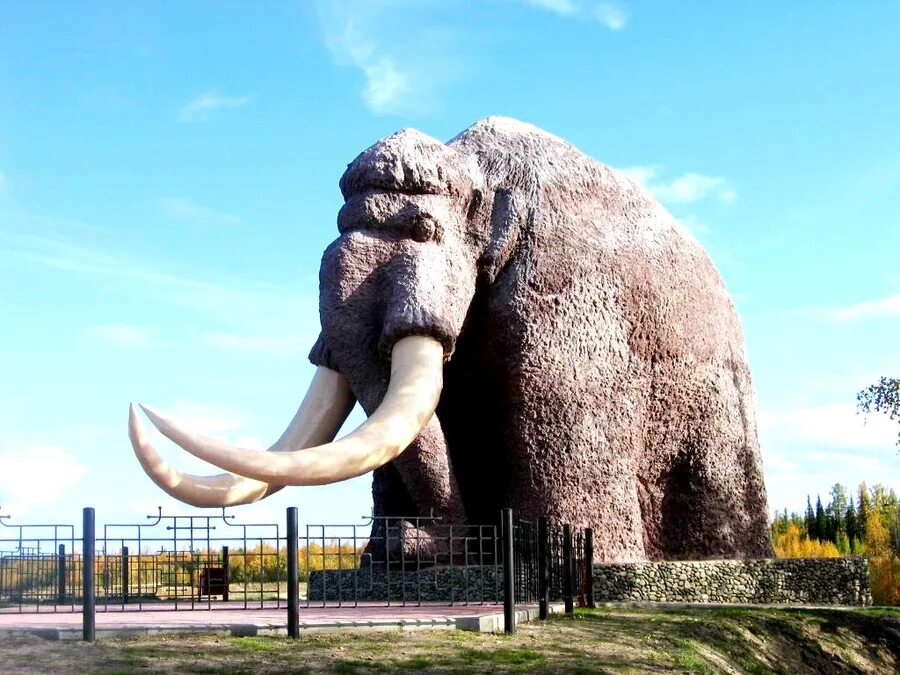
(129, 117), (771, 561)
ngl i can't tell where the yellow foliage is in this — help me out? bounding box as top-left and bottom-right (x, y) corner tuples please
(773, 523), (840, 559)
(226, 540), (365, 582)
(773, 507), (900, 605)
(865, 516), (900, 605)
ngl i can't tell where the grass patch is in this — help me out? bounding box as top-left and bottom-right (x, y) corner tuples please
(0, 606), (897, 673)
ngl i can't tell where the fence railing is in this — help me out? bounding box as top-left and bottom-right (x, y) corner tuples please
(0, 505), (596, 640)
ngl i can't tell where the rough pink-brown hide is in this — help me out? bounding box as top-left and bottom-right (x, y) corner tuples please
(311, 117), (771, 561)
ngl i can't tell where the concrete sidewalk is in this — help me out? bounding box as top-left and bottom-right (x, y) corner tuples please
(0, 602), (562, 640)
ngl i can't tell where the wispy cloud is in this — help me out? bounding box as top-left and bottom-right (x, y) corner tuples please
(594, 2), (627, 29)
(619, 165), (737, 204)
(3, 235), (317, 326)
(158, 198), (242, 228)
(520, 0), (578, 15)
(758, 403), (897, 450)
(827, 295), (900, 321)
(677, 215), (709, 236)
(316, 1), (460, 116)
(0, 446), (85, 512)
(179, 91), (253, 122)
(87, 323), (157, 348)
(759, 402), (900, 511)
(517, 0), (628, 29)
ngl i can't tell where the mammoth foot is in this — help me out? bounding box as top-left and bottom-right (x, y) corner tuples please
(361, 519), (497, 569)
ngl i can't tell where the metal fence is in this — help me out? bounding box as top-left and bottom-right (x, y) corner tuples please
(1, 505), (596, 639)
(1, 507), (285, 614)
(303, 515), (505, 606)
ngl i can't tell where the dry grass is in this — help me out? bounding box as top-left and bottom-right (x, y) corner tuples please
(0, 606), (898, 673)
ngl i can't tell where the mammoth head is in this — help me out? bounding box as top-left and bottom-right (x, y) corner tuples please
(128, 129), (488, 507)
(321, 130), (487, 374)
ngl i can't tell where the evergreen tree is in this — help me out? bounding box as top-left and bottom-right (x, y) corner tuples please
(845, 496), (859, 547)
(804, 495), (815, 540)
(858, 482), (872, 534)
(815, 495), (826, 541)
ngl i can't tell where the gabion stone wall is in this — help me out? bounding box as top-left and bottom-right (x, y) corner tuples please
(593, 557), (871, 605)
(307, 566), (503, 602)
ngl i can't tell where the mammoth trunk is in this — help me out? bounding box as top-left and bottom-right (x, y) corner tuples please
(314, 241), (476, 538)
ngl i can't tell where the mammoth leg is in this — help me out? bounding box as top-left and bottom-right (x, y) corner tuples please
(648, 364), (771, 559)
(389, 414), (466, 523)
(366, 414), (467, 565)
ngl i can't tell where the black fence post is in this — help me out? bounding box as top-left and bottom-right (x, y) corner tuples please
(57, 544), (66, 605)
(562, 524), (573, 615)
(502, 508), (515, 634)
(538, 517), (549, 620)
(122, 546), (130, 604)
(584, 528), (595, 608)
(221, 546), (229, 602)
(286, 507), (299, 639)
(82, 507), (96, 642)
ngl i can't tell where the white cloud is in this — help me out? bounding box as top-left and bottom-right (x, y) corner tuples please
(758, 403), (897, 450)
(828, 295), (900, 321)
(676, 215), (709, 235)
(4, 236), (317, 326)
(620, 165), (737, 204)
(360, 57), (414, 114)
(759, 403), (900, 513)
(158, 197), (241, 228)
(316, 1), (460, 116)
(87, 323), (156, 348)
(179, 91), (253, 122)
(0, 446), (86, 512)
(317, 1), (625, 114)
(594, 2), (627, 30)
(520, 0), (578, 15)
(517, 0), (628, 29)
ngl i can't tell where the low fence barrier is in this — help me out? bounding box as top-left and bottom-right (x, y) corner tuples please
(0, 505), (594, 640)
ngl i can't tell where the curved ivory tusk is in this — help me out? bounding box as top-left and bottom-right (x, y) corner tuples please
(129, 367), (356, 506)
(138, 335), (444, 485)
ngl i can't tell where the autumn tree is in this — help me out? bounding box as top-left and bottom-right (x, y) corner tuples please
(829, 484), (848, 540)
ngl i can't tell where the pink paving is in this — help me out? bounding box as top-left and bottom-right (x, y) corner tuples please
(0, 602), (549, 636)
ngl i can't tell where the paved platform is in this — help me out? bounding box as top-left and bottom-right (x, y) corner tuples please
(0, 602), (561, 640)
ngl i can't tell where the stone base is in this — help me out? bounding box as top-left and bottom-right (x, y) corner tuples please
(307, 565), (503, 602)
(309, 557), (872, 605)
(593, 557), (872, 605)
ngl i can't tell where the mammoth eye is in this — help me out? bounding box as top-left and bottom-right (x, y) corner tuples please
(410, 214), (439, 243)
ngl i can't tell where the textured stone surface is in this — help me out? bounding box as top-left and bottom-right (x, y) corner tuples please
(309, 558), (872, 606)
(311, 116), (771, 562)
(308, 566), (503, 603)
(593, 557), (872, 606)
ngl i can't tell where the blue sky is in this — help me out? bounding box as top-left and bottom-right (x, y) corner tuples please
(1, 1), (898, 532)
